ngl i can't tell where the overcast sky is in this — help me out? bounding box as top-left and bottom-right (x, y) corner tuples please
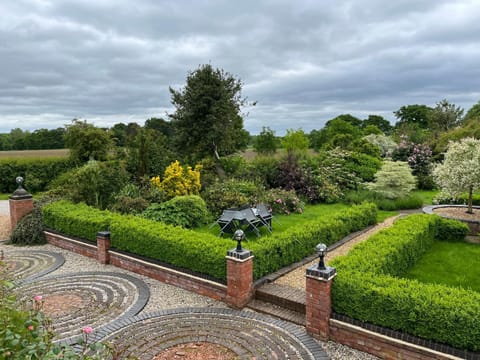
(1, 0), (479, 135)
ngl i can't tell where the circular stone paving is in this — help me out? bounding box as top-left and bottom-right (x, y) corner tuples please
(94, 308), (328, 360)
(1, 250), (64, 283)
(15, 272), (149, 344)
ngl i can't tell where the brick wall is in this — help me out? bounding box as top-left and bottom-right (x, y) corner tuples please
(329, 320), (462, 360)
(9, 198), (34, 230)
(44, 231), (227, 301)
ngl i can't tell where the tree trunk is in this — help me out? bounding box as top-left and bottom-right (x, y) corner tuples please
(467, 186), (473, 214)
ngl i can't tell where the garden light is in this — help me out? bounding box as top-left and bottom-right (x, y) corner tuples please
(316, 243), (327, 270)
(233, 229), (245, 252)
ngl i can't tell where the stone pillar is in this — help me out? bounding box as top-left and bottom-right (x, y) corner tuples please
(96, 231), (111, 264)
(225, 248), (254, 308)
(9, 176), (34, 231)
(305, 264), (337, 340)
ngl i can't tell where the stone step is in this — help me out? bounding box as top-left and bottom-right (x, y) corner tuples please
(247, 299), (305, 326)
(255, 283), (306, 314)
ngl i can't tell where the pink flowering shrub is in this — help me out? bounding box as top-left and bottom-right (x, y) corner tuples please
(259, 188), (304, 215)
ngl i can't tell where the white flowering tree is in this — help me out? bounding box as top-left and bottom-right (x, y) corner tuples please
(363, 134), (398, 157)
(433, 137), (480, 214)
(366, 160), (416, 199)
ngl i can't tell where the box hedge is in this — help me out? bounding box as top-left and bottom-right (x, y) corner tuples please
(330, 214), (479, 351)
(42, 201), (377, 281)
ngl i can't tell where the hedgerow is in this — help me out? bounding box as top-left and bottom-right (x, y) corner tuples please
(330, 214), (479, 351)
(42, 201), (377, 281)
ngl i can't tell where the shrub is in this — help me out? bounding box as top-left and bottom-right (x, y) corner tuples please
(141, 195), (210, 228)
(0, 158), (75, 193)
(202, 179), (263, 216)
(9, 206), (46, 245)
(151, 160), (202, 199)
(110, 196), (149, 215)
(331, 214), (478, 351)
(48, 160), (129, 209)
(434, 192), (480, 206)
(219, 155), (246, 177)
(258, 188), (304, 215)
(343, 189), (423, 210)
(366, 160), (416, 199)
(241, 156), (280, 188)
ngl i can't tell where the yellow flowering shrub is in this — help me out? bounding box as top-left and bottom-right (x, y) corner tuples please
(150, 160), (202, 199)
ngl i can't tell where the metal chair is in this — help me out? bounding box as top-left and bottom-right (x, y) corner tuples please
(239, 208), (262, 237)
(217, 210), (239, 237)
(256, 203), (273, 232)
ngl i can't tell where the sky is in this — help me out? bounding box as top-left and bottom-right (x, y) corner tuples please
(1, 0), (479, 135)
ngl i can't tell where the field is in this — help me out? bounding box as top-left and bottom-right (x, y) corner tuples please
(404, 240), (480, 292)
(0, 149), (69, 159)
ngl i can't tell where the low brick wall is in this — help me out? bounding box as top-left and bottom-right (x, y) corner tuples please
(329, 319), (464, 360)
(44, 231), (227, 302)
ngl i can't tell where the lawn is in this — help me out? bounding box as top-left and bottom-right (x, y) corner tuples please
(404, 240), (480, 292)
(0, 149), (68, 159)
(198, 202), (397, 237)
(414, 189), (439, 205)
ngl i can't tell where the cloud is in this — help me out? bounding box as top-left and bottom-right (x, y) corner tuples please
(0, 0), (479, 134)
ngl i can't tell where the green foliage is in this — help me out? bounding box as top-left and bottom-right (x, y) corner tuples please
(142, 195), (210, 228)
(281, 128), (309, 154)
(331, 214), (478, 351)
(362, 115), (393, 134)
(253, 126), (278, 155)
(427, 99), (464, 132)
(0, 127), (65, 151)
(202, 179), (262, 216)
(434, 117), (480, 155)
(169, 64), (249, 162)
(464, 100), (480, 122)
(433, 137), (480, 213)
(110, 196), (149, 215)
(42, 201), (376, 282)
(49, 160), (129, 209)
(342, 189), (423, 210)
(343, 152), (382, 182)
(219, 155), (247, 177)
(240, 156), (280, 188)
(64, 120), (113, 163)
(42, 200), (119, 241)
(0, 158), (75, 193)
(434, 192), (480, 206)
(366, 160), (416, 199)
(258, 188), (304, 215)
(394, 104), (433, 129)
(9, 206), (46, 245)
(363, 134), (397, 157)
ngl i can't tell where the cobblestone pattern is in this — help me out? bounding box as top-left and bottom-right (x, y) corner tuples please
(16, 272), (150, 344)
(2, 250), (65, 283)
(93, 307), (329, 360)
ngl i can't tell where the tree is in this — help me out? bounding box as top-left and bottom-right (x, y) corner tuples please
(169, 64), (249, 162)
(253, 126), (277, 154)
(363, 134), (397, 157)
(362, 115), (393, 134)
(282, 128), (309, 154)
(326, 114), (363, 128)
(366, 160), (416, 199)
(464, 100), (480, 122)
(428, 99), (464, 132)
(433, 138), (480, 213)
(64, 119), (112, 163)
(145, 117), (174, 138)
(394, 104), (433, 129)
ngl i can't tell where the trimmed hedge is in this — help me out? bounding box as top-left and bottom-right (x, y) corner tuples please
(0, 158), (75, 193)
(42, 201), (377, 281)
(42, 200), (119, 242)
(330, 214), (479, 351)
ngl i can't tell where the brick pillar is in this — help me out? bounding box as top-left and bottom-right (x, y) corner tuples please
(225, 248), (254, 308)
(9, 177), (34, 231)
(96, 231), (111, 264)
(305, 264), (337, 340)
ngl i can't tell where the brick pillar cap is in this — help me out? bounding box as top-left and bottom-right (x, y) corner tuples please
(97, 231), (111, 238)
(226, 249), (253, 260)
(9, 189), (33, 200)
(306, 265), (336, 281)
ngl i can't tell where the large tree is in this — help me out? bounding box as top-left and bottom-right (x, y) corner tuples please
(254, 126), (277, 155)
(64, 119), (112, 163)
(394, 104), (433, 129)
(169, 64), (249, 162)
(362, 115), (393, 134)
(433, 137), (480, 213)
(428, 99), (464, 132)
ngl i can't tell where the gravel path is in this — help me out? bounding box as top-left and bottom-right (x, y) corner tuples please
(275, 215), (402, 289)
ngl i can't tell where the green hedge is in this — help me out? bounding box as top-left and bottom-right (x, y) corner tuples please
(42, 200), (118, 242)
(0, 158), (75, 193)
(42, 201), (377, 281)
(331, 214), (479, 351)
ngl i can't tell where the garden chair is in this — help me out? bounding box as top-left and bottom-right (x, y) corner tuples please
(255, 203), (273, 233)
(239, 208), (262, 237)
(217, 210), (239, 237)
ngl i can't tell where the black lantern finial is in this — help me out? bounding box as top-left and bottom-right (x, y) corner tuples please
(233, 230), (245, 252)
(316, 243), (327, 270)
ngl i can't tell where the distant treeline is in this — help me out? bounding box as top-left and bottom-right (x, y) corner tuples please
(0, 128), (65, 150)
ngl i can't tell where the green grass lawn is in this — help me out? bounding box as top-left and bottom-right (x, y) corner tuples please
(197, 203), (397, 237)
(413, 189), (439, 205)
(0, 193), (9, 200)
(404, 240), (480, 292)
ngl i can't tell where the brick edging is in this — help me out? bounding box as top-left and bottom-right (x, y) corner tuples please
(44, 230), (227, 302)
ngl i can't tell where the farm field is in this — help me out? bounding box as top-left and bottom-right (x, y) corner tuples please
(404, 240), (480, 292)
(0, 149), (69, 159)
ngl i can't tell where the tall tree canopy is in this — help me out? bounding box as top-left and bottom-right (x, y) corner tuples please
(64, 119), (112, 163)
(169, 64), (249, 162)
(464, 100), (480, 122)
(394, 104), (433, 129)
(363, 115), (393, 134)
(427, 99), (464, 132)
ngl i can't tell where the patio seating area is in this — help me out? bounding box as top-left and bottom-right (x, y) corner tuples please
(216, 204), (273, 237)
